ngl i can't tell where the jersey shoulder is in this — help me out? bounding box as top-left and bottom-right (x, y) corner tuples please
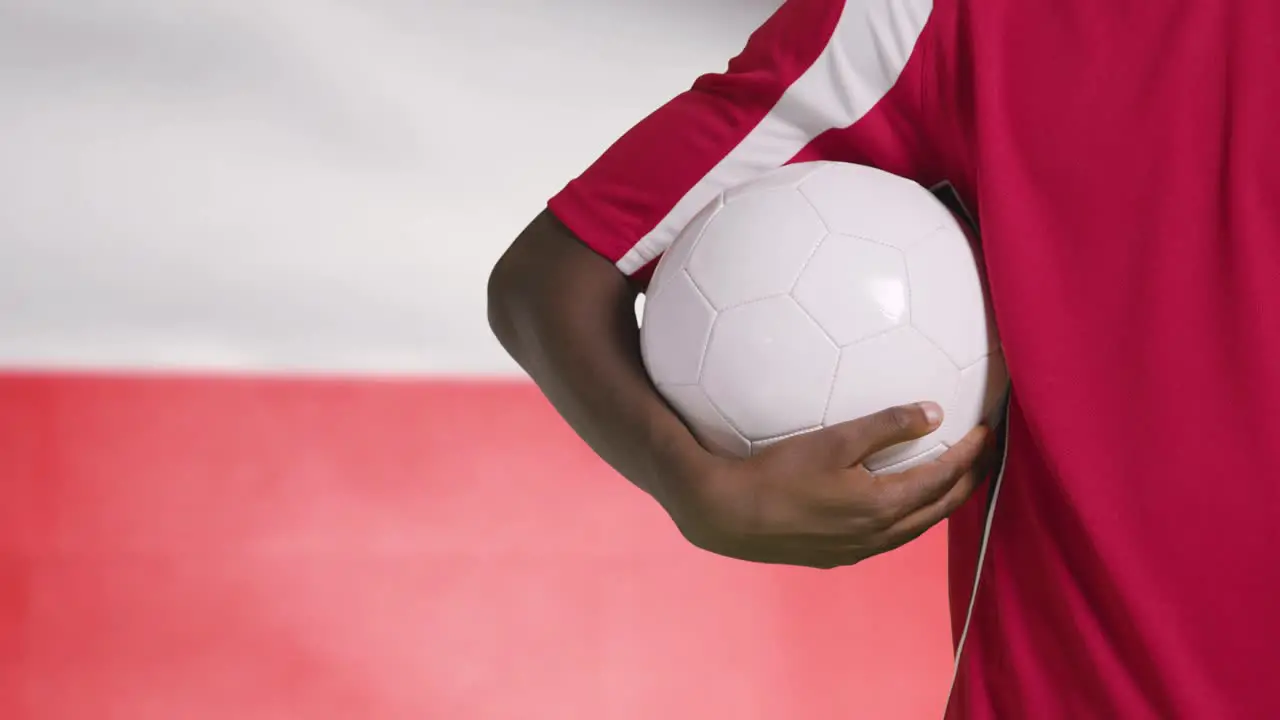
(548, 0), (969, 280)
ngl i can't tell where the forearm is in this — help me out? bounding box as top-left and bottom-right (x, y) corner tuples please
(487, 211), (707, 507)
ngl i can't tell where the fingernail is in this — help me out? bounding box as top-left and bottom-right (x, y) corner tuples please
(919, 402), (943, 426)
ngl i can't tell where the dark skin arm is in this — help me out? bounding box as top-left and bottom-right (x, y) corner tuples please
(488, 210), (991, 569)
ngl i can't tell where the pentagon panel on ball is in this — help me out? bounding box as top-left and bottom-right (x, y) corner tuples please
(641, 162), (1008, 475)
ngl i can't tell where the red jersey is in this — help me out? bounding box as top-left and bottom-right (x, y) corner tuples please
(547, 0), (1280, 717)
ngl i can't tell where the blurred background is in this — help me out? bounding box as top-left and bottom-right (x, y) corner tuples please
(0, 1), (953, 717)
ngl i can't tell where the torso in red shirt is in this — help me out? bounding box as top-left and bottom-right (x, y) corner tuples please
(546, 0), (1280, 716)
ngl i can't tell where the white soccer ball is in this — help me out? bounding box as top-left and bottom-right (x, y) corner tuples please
(640, 162), (1008, 475)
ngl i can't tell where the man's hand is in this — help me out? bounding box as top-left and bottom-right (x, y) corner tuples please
(665, 404), (992, 569)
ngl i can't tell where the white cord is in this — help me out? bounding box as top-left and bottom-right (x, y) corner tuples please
(942, 400), (1012, 717)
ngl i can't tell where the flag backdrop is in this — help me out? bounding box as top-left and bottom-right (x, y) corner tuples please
(0, 1), (953, 718)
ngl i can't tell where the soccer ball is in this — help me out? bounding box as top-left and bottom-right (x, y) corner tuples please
(640, 162), (1008, 475)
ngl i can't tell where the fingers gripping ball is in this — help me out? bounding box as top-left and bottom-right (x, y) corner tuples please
(641, 162), (1008, 475)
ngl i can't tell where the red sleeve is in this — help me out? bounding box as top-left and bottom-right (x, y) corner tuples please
(547, 0), (943, 281)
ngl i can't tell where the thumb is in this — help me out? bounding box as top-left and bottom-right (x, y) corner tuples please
(812, 402), (944, 467)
